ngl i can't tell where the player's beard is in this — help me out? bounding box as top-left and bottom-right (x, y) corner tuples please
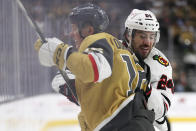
(131, 44), (151, 60)
(139, 45), (151, 59)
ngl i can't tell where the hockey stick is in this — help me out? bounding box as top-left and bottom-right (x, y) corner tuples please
(15, 0), (78, 99)
(16, 0), (46, 43)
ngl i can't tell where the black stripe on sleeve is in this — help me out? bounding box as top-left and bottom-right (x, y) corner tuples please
(66, 47), (77, 60)
(161, 93), (171, 107)
(156, 117), (166, 124)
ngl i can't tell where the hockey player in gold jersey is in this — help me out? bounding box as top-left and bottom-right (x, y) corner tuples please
(34, 3), (155, 131)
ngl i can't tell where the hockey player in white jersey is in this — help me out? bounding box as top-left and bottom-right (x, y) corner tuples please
(122, 9), (174, 131)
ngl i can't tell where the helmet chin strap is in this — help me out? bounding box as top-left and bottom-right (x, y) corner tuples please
(122, 28), (131, 48)
(153, 31), (160, 47)
(126, 29), (136, 54)
(122, 38), (133, 54)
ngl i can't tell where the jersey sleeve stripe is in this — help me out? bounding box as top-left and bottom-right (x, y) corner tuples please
(146, 86), (152, 96)
(155, 117), (166, 124)
(88, 52), (112, 82)
(161, 93), (171, 107)
(88, 38), (113, 68)
(88, 54), (99, 82)
(162, 102), (167, 117)
(164, 102), (168, 111)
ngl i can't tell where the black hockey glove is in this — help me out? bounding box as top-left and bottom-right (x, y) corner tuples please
(59, 82), (79, 106)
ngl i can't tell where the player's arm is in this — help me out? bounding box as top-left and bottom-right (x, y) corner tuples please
(147, 81), (173, 120)
(67, 38), (114, 83)
(153, 74), (173, 131)
(147, 68), (174, 131)
(34, 37), (114, 83)
(144, 51), (174, 121)
(148, 64), (174, 118)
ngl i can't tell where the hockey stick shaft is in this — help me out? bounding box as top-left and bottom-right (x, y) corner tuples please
(16, 0), (46, 43)
(16, 0), (78, 99)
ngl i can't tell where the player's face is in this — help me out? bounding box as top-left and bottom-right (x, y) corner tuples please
(70, 24), (83, 49)
(70, 24), (94, 49)
(131, 30), (156, 59)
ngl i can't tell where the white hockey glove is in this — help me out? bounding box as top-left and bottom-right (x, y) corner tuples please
(51, 70), (79, 105)
(34, 37), (73, 70)
(51, 70), (75, 92)
(51, 72), (66, 93)
(34, 37), (63, 67)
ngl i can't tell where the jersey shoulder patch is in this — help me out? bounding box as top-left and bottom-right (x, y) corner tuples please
(153, 55), (169, 67)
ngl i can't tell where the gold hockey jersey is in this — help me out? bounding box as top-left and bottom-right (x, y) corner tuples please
(66, 32), (148, 130)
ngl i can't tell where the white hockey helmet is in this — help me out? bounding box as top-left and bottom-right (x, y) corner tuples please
(125, 9), (160, 45)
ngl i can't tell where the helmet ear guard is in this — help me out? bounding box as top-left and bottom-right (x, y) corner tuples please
(122, 28), (132, 48)
(155, 30), (160, 45)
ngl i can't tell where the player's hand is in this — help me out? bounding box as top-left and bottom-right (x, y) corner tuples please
(34, 37), (63, 67)
(143, 63), (152, 101)
(133, 91), (155, 123)
(59, 83), (79, 106)
(34, 37), (72, 70)
(135, 65), (152, 101)
(144, 84), (152, 101)
(52, 71), (79, 106)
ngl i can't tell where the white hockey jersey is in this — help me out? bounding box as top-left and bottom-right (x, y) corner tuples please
(144, 47), (174, 130)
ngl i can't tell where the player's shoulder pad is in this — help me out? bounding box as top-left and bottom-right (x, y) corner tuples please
(79, 32), (120, 52)
(79, 32), (119, 70)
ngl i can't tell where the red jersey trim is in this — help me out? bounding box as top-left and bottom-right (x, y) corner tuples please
(88, 54), (99, 82)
